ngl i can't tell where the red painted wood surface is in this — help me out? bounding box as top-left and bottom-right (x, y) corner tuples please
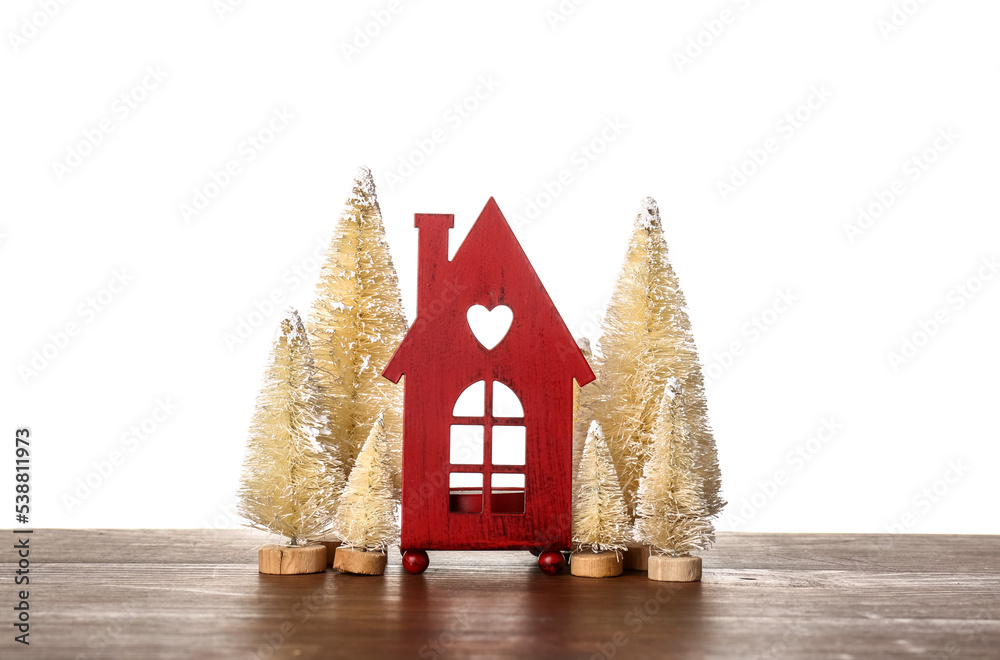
(384, 198), (594, 552)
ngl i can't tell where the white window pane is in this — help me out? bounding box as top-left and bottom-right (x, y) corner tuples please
(492, 382), (523, 417)
(450, 473), (483, 489)
(450, 425), (484, 465)
(453, 380), (485, 416)
(491, 473), (525, 489)
(492, 425), (526, 465)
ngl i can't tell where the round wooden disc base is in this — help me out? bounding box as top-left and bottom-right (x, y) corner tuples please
(648, 555), (702, 582)
(333, 547), (388, 576)
(570, 551), (623, 578)
(623, 545), (652, 571)
(258, 543), (326, 575)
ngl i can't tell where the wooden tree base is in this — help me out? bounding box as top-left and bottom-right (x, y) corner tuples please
(258, 543), (326, 575)
(623, 545), (651, 571)
(333, 547), (388, 576)
(570, 551), (623, 578)
(648, 555), (702, 582)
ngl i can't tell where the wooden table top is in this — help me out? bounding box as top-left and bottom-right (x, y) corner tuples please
(4, 529), (999, 659)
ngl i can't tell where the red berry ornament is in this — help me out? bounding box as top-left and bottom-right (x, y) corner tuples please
(402, 549), (429, 574)
(537, 550), (565, 575)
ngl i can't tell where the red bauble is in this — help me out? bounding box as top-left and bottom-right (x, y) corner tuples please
(402, 549), (430, 575)
(537, 550), (565, 576)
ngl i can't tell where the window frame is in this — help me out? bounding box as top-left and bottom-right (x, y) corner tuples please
(449, 378), (526, 516)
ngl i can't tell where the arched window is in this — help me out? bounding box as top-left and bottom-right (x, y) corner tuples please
(492, 382), (524, 417)
(448, 379), (525, 514)
(452, 381), (485, 416)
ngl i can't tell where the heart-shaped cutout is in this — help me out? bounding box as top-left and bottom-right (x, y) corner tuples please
(467, 305), (513, 350)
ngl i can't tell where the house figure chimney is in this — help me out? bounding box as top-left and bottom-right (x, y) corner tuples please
(414, 213), (454, 314)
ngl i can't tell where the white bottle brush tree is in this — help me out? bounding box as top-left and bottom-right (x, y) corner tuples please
(572, 421), (631, 554)
(307, 166), (409, 485)
(333, 413), (398, 553)
(634, 379), (715, 558)
(596, 197), (724, 520)
(237, 308), (345, 546)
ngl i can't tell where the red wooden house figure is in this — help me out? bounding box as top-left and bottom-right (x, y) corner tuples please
(383, 198), (595, 574)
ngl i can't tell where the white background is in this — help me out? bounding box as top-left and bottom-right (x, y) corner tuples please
(2, 0), (998, 534)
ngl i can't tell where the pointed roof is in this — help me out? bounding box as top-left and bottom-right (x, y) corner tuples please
(450, 197), (539, 284)
(384, 198), (594, 386)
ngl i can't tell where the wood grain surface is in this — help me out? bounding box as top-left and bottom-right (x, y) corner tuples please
(3, 529), (999, 659)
